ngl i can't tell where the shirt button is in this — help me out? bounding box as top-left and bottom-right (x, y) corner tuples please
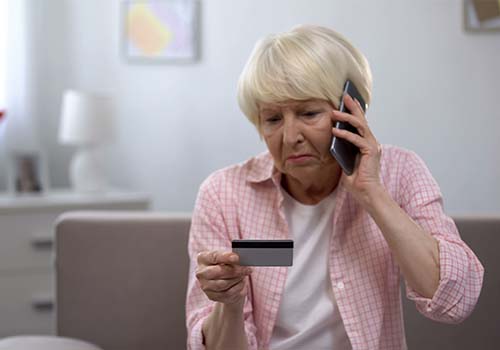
(337, 282), (345, 290)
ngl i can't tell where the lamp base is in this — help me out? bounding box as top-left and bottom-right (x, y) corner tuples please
(69, 147), (107, 193)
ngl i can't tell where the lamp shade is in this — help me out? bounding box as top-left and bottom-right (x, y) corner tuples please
(58, 90), (115, 146)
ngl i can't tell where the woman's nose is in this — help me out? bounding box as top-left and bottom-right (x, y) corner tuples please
(282, 116), (304, 145)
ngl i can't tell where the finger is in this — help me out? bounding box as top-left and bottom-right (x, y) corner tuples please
(202, 276), (245, 293)
(205, 277), (247, 304)
(331, 127), (371, 151)
(354, 97), (366, 116)
(224, 279), (248, 305)
(344, 94), (365, 119)
(332, 128), (380, 158)
(203, 264), (251, 280)
(197, 264), (252, 281)
(197, 250), (239, 266)
(333, 109), (375, 140)
(332, 110), (367, 137)
(197, 251), (219, 266)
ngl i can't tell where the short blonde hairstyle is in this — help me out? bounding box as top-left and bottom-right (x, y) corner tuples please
(237, 25), (373, 130)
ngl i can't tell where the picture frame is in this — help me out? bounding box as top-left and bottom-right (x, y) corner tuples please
(464, 0), (500, 32)
(121, 0), (200, 63)
(6, 151), (49, 195)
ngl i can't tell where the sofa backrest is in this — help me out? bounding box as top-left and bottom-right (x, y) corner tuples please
(55, 211), (191, 350)
(55, 212), (498, 349)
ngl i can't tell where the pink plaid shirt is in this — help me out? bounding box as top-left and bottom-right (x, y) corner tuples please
(186, 145), (484, 350)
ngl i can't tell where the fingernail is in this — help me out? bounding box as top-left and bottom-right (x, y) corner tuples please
(229, 255), (238, 263)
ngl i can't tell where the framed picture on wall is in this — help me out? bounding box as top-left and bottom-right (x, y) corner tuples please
(6, 151), (49, 195)
(464, 0), (500, 32)
(121, 0), (200, 63)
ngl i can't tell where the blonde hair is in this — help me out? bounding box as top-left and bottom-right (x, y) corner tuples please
(237, 25), (373, 130)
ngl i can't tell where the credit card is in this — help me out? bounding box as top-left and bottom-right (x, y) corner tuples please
(231, 239), (293, 266)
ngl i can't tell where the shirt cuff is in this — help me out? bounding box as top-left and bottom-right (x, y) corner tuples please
(405, 237), (472, 324)
(187, 306), (213, 350)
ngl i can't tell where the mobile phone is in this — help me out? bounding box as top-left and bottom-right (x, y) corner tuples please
(232, 239), (293, 266)
(330, 80), (367, 175)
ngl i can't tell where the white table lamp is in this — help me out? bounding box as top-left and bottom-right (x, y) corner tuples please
(58, 90), (115, 193)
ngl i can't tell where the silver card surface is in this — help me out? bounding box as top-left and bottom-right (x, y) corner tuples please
(232, 240), (293, 266)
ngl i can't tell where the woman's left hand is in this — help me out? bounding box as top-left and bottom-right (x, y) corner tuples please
(331, 93), (382, 204)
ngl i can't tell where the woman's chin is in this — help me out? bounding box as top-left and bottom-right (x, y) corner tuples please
(285, 164), (319, 179)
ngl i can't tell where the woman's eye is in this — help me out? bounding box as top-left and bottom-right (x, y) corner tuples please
(265, 116), (281, 123)
(302, 111), (320, 118)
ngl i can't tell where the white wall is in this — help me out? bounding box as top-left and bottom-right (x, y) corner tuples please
(1, 0), (499, 214)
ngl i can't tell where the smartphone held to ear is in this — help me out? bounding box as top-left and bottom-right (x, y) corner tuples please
(330, 80), (367, 175)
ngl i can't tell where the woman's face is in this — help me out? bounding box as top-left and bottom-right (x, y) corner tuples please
(259, 99), (338, 181)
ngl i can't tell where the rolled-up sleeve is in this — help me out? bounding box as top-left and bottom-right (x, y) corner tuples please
(185, 173), (258, 350)
(398, 150), (484, 324)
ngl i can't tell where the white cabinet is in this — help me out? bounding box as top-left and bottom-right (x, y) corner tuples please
(0, 189), (151, 337)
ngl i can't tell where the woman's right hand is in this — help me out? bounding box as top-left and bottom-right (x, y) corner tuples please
(196, 251), (253, 306)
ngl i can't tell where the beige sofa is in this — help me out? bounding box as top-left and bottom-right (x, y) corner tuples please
(55, 212), (191, 350)
(54, 212), (498, 350)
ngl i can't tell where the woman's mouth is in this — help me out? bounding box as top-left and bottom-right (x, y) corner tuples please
(286, 154), (313, 164)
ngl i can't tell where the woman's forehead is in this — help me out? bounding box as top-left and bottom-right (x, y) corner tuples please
(259, 98), (329, 112)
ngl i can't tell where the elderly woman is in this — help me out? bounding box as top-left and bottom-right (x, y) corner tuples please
(185, 25), (484, 350)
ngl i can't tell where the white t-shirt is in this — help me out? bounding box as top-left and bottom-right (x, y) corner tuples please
(269, 188), (352, 350)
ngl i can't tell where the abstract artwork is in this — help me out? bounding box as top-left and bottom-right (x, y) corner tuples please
(122, 0), (199, 62)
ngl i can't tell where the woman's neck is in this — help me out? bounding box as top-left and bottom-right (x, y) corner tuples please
(282, 164), (342, 205)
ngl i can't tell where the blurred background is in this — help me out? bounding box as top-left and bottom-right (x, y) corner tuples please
(0, 0), (499, 213)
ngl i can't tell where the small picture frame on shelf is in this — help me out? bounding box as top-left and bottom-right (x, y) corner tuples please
(7, 151), (49, 195)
